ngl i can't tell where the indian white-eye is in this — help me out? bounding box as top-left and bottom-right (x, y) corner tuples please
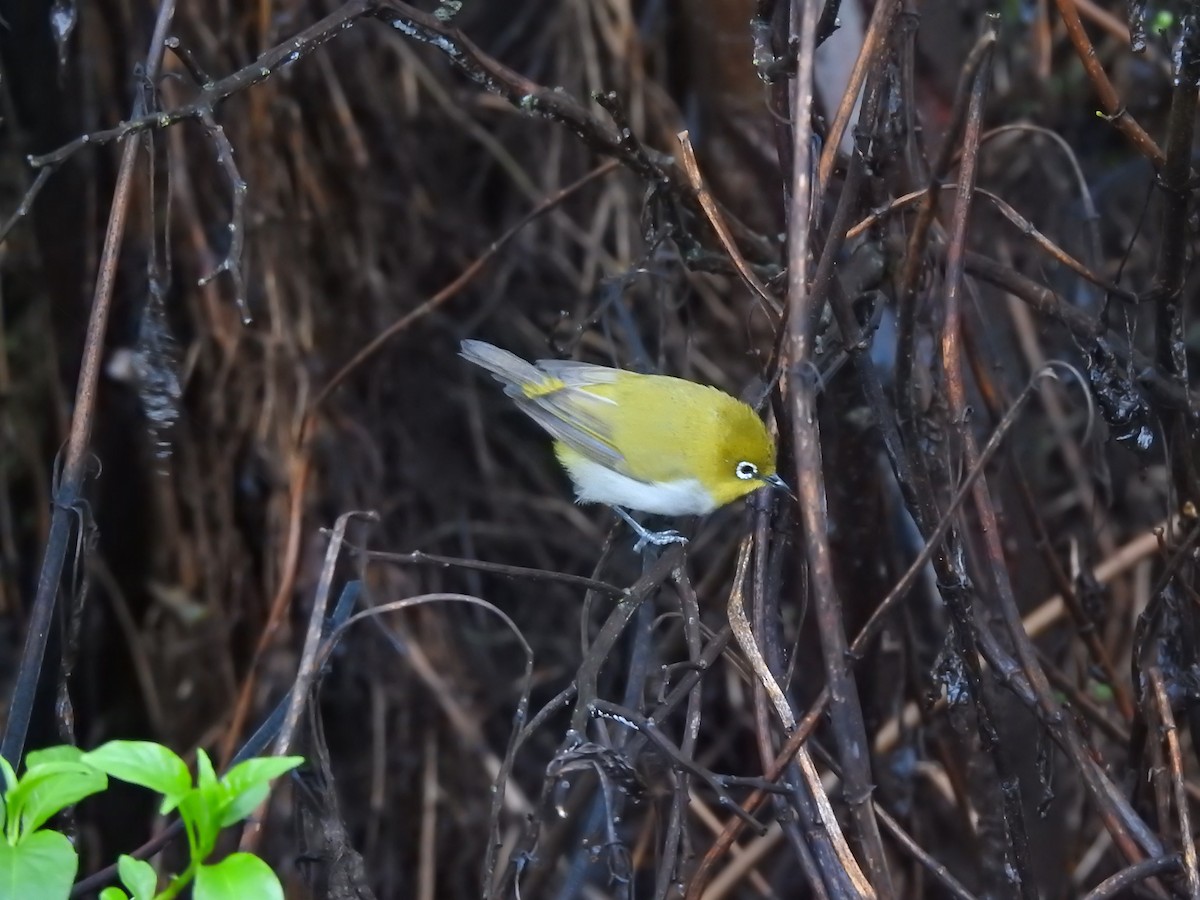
(461, 339), (785, 549)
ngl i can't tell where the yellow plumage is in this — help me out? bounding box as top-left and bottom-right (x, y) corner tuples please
(460, 340), (780, 528)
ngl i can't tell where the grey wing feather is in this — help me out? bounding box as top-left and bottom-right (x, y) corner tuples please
(535, 358), (621, 387)
(526, 360), (625, 469)
(462, 339), (627, 471)
(460, 340), (547, 393)
(514, 394), (626, 470)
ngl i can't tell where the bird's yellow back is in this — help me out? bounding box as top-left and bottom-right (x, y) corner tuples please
(570, 373), (775, 505)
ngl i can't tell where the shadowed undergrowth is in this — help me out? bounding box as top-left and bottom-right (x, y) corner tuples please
(0, 1), (1198, 898)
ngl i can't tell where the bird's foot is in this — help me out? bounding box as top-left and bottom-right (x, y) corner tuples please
(613, 507), (689, 553)
(632, 528), (688, 553)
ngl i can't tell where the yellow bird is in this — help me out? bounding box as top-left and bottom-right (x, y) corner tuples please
(461, 339), (785, 549)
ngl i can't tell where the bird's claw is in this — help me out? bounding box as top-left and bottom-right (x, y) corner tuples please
(612, 507), (689, 554)
(632, 529), (689, 553)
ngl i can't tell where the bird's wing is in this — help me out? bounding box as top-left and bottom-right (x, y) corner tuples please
(535, 358), (621, 387)
(513, 359), (628, 472)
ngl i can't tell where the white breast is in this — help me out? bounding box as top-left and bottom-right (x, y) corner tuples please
(559, 454), (718, 516)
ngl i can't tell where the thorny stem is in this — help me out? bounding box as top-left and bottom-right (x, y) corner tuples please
(28, 3), (373, 171)
(676, 130), (780, 317)
(22, 1), (672, 323)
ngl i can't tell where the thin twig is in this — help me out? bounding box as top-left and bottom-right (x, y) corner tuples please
(675, 131), (780, 318)
(783, 0), (891, 892)
(685, 361), (1096, 899)
(847, 184), (1135, 302)
(193, 109), (249, 321)
(725, 535), (872, 898)
(239, 512), (376, 854)
(940, 24), (1043, 895)
(1079, 855), (1181, 900)
(367, 3), (674, 181)
(1147, 668), (1199, 896)
(0, 168), (53, 246)
(1151, 14), (1200, 509)
(277, 513), (378, 759)
(1052, 0), (1165, 166)
(892, 28), (998, 486)
(653, 561), (706, 893)
(365, 548), (627, 598)
(815, 0), (900, 194)
(0, 0), (179, 770)
(219, 158), (621, 767)
(588, 700), (765, 830)
(312, 159), (619, 409)
(569, 546), (683, 735)
(945, 15), (1162, 872)
(959, 250), (1195, 411)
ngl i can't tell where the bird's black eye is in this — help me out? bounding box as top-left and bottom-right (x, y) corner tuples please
(735, 461), (758, 480)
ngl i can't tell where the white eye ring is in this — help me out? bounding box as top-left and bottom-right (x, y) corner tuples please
(735, 461), (758, 481)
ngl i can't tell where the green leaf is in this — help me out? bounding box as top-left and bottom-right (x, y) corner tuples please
(195, 749), (217, 793)
(3, 780), (31, 843)
(193, 853), (283, 900)
(186, 750), (223, 844)
(178, 788), (219, 863)
(23, 747), (84, 769)
(0, 755), (25, 843)
(1, 772), (19, 843)
(0, 751), (87, 839)
(221, 757), (302, 796)
(82, 742), (191, 805)
(0, 828), (78, 900)
(216, 782), (268, 830)
(217, 757), (302, 828)
(117, 854), (158, 900)
(0, 756), (17, 794)
(99, 888), (129, 900)
(17, 763), (107, 836)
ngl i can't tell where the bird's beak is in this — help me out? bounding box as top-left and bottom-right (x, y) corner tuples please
(763, 474), (789, 491)
(761, 473), (797, 503)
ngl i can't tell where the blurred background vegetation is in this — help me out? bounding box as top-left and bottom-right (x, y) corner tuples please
(1, 0), (1199, 898)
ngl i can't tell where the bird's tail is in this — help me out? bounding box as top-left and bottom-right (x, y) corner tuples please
(460, 339), (553, 397)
